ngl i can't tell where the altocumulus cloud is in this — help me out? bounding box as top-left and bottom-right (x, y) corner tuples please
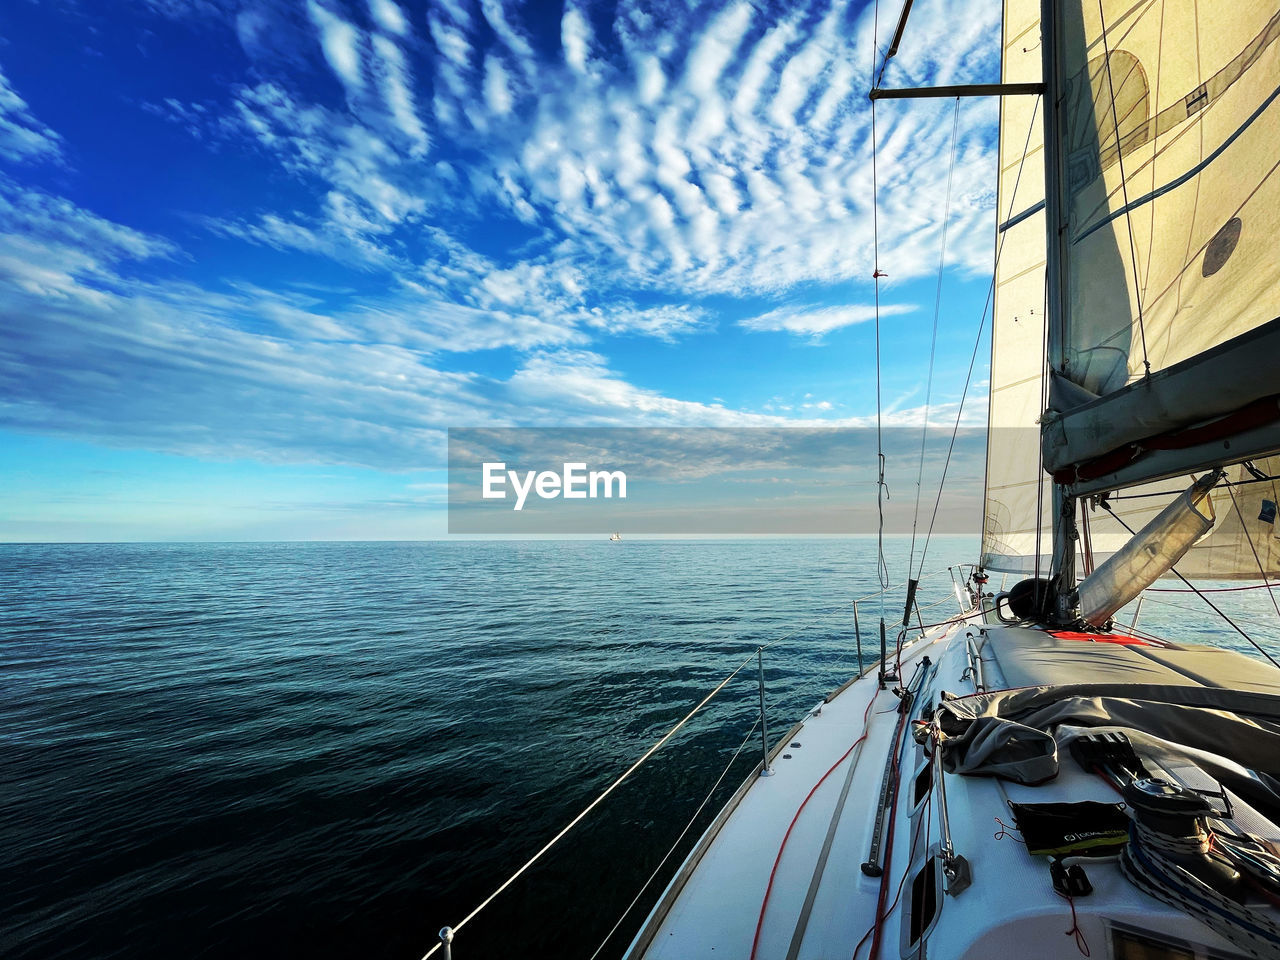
(0, 0), (1002, 471)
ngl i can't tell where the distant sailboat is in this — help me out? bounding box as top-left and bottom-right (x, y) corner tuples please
(609, 532), (622, 541)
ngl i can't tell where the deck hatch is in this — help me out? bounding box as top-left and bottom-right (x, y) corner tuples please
(912, 758), (933, 808)
(900, 851), (944, 956)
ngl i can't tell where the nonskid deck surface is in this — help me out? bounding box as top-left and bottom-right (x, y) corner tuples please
(631, 621), (1280, 960)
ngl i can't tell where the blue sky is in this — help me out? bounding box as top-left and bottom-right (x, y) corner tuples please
(0, 0), (1002, 541)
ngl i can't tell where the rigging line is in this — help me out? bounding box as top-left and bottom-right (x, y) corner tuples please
(920, 95), (1041, 576)
(587, 713), (762, 960)
(909, 96), (962, 580)
(1035, 251), (1050, 585)
(756, 598), (860, 653)
(1107, 474), (1280, 500)
(870, 0), (890, 594)
(1097, 499), (1280, 668)
(420, 650), (760, 957)
(1135, 592), (1280, 634)
(1097, 0), (1152, 376)
(1147, 581), (1280, 594)
(1139, 0), (1167, 299)
(1223, 482), (1280, 624)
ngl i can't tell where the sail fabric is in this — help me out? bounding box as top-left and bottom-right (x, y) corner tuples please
(1083, 458), (1280, 580)
(1077, 473), (1217, 625)
(983, 1), (1280, 579)
(1050, 2), (1280, 413)
(982, 0), (1052, 575)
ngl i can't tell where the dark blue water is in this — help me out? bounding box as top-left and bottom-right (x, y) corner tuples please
(2, 539), (1275, 960)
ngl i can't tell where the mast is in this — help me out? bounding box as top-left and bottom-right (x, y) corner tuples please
(1039, 0), (1076, 619)
(985, 0), (1280, 585)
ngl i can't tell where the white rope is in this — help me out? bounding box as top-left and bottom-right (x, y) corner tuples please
(1134, 592), (1280, 632)
(1122, 821), (1280, 956)
(586, 713), (764, 960)
(909, 96), (962, 581)
(422, 569), (965, 957)
(419, 651), (759, 958)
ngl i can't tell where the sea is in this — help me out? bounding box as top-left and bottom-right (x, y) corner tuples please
(3, 538), (1278, 960)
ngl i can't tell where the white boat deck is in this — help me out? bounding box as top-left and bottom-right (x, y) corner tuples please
(629, 617), (1279, 960)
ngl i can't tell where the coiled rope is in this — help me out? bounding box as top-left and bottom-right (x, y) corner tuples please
(1121, 820), (1280, 957)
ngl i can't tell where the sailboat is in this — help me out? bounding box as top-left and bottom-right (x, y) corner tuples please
(428, 2), (1280, 958)
(610, 532), (622, 541)
(621, 2), (1280, 957)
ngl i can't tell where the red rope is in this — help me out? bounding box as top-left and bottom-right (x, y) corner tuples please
(1058, 889), (1091, 957)
(853, 746), (936, 960)
(993, 817), (1025, 843)
(866, 702), (913, 960)
(748, 690), (880, 960)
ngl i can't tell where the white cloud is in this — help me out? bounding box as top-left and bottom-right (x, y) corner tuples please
(579, 303), (707, 340)
(155, 0), (1005, 308)
(208, 0), (1002, 325)
(635, 54), (665, 106)
(367, 0), (408, 37)
(0, 178), (176, 301)
(182, 0), (1006, 386)
(479, 0), (537, 73)
(505, 350), (771, 426)
(307, 1), (365, 95)
(739, 302), (916, 337)
(427, 5), (472, 71)
(561, 5), (593, 75)
(0, 0), (1013, 491)
(370, 34), (430, 156)
(683, 2), (753, 96)
(0, 183), (819, 470)
(0, 64), (63, 163)
(233, 83), (426, 228)
(483, 55), (513, 116)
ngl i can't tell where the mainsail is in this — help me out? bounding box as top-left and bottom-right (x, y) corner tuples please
(1057, 3), (1280, 394)
(1041, 0), (1280, 491)
(982, 0), (1280, 580)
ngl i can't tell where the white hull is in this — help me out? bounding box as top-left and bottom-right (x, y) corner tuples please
(626, 611), (1280, 959)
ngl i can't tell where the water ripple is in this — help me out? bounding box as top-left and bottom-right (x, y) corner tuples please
(3, 539), (1271, 959)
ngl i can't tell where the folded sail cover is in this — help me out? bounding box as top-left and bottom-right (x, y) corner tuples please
(982, 0), (1280, 577)
(935, 681), (1280, 816)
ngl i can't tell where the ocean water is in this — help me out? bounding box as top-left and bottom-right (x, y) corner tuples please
(2, 538), (1277, 960)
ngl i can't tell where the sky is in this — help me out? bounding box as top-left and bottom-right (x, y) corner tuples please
(0, 0), (1003, 541)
